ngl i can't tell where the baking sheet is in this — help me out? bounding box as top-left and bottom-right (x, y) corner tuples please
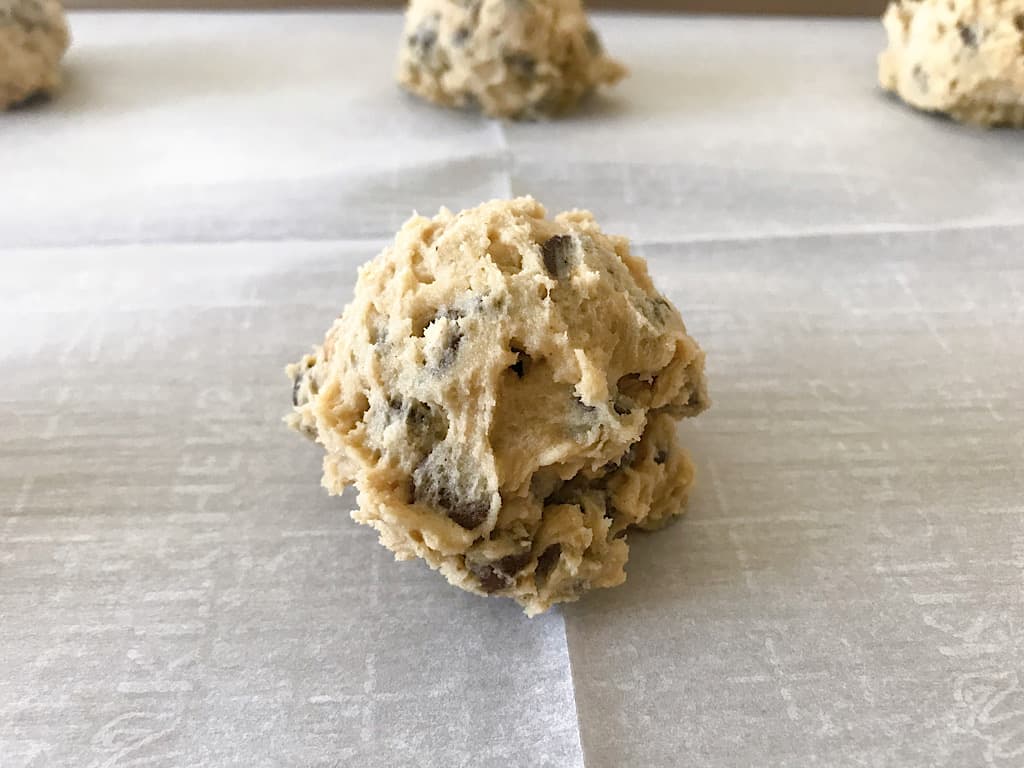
(1, 12), (1023, 768)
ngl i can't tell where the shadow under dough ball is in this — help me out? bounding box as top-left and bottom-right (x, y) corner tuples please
(286, 197), (709, 616)
(879, 0), (1024, 127)
(397, 0), (627, 119)
(0, 0), (70, 110)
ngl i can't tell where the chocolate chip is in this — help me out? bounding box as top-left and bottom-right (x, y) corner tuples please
(413, 468), (490, 529)
(505, 52), (536, 79)
(497, 551), (532, 576)
(620, 442), (639, 467)
(382, 398), (446, 467)
(912, 64), (929, 93)
(410, 28), (437, 52)
(437, 334), (462, 371)
(654, 449), (668, 465)
(683, 384), (706, 414)
(509, 346), (527, 378)
(405, 399), (433, 429)
(459, 91), (481, 111)
(439, 490), (489, 529)
(425, 307), (464, 372)
(958, 23), (977, 48)
(408, 18), (439, 58)
(471, 551), (532, 593)
(535, 544), (562, 581)
(600, 442), (638, 472)
(383, 397), (403, 426)
(9, 90), (51, 110)
(291, 363), (315, 407)
(472, 565), (506, 593)
(1015, 14), (1024, 32)
(541, 235), (577, 280)
(617, 373), (651, 404)
(574, 395), (597, 414)
(584, 27), (604, 54)
(406, 13), (445, 73)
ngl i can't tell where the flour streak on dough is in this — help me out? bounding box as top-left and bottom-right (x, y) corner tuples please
(287, 197), (708, 615)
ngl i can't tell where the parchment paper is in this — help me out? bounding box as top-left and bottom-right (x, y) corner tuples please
(2, 12), (1023, 768)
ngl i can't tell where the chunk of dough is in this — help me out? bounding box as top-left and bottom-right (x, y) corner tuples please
(0, 0), (70, 110)
(879, 0), (1024, 126)
(397, 0), (627, 119)
(287, 198), (709, 615)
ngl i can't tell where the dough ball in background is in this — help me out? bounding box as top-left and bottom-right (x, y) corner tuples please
(286, 197), (708, 616)
(397, 0), (627, 119)
(879, 0), (1024, 126)
(0, 0), (70, 110)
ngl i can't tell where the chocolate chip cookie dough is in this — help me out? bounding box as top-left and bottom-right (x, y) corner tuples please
(397, 0), (627, 119)
(879, 0), (1024, 126)
(286, 198), (708, 616)
(0, 0), (70, 110)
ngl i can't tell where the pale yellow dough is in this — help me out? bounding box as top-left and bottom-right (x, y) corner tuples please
(0, 0), (69, 110)
(879, 0), (1024, 126)
(287, 197), (708, 616)
(397, 0), (627, 119)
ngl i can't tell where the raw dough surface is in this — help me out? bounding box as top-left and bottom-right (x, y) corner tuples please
(0, 0), (69, 110)
(397, 0), (626, 119)
(879, 0), (1024, 126)
(287, 197), (708, 616)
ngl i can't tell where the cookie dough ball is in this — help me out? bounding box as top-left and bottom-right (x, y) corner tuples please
(879, 0), (1024, 126)
(397, 0), (627, 119)
(0, 0), (70, 110)
(286, 197), (708, 615)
